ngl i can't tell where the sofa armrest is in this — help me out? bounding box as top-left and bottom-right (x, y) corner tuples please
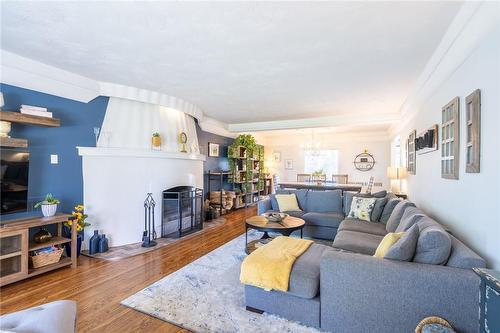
(320, 250), (480, 333)
(257, 198), (273, 215)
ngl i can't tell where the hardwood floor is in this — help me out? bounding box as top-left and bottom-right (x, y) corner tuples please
(0, 206), (257, 332)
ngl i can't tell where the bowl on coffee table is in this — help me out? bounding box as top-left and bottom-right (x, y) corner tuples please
(262, 212), (288, 223)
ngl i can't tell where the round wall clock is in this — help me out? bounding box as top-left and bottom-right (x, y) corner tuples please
(353, 151), (375, 171)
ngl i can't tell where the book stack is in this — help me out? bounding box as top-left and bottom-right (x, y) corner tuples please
(20, 104), (53, 118)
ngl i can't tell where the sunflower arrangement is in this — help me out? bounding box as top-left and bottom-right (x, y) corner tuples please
(65, 204), (90, 232)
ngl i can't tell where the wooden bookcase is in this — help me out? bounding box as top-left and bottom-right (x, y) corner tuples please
(228, 145), (265, 208)
(0, 214), (77, 287)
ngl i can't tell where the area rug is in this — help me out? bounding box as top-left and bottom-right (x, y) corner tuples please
(121, 231), (321, 333)
(82, 217), (226, 261)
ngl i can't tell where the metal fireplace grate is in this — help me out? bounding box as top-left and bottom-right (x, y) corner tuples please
(161, 186), (203, 238)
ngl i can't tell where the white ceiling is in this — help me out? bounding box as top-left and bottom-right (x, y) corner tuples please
(1, 1), (461, 125)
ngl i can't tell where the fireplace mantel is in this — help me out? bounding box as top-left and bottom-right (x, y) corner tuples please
(77, 147), (206, 161)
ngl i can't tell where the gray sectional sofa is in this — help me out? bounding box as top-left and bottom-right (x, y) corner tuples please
(249, 190), (486, 333)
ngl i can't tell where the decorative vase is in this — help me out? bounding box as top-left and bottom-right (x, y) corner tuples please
(41, 204), (57, 217)
(98, 234), (109, 253)
(88, 230), (101, 255)
(64, 234), (82, 257)
(33, 228), (52, 243)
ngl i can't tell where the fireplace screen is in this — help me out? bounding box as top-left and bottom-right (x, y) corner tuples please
(162, 186), (203, 238)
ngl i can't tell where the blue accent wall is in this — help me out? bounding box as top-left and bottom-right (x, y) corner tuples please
(196, 123), (234, 191)
(0, 83), (109, 214)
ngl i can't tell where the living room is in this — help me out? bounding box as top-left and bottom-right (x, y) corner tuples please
(0, 2), (499, 333)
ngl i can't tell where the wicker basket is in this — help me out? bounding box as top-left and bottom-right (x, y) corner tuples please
(30, 248), (64, 269)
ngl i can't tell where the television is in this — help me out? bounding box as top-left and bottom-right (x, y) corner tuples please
(1, 148), (30, 215)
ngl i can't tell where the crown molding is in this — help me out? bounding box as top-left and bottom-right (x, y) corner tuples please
(394, 2), (499, 135)
(198, 116), (236, 138)
(228, 112), (399, 133)
(0, 50), (100, 102)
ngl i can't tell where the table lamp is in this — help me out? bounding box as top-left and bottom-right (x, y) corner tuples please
(387, 166), (407, 195)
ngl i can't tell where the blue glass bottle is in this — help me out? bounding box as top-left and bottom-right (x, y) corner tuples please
(99, 234), (109, 253)
(89, 230), (100, 255)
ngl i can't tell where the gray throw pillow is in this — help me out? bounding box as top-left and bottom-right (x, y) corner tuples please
(370, 190), (387, 198)
(370, 197), (388, 222)
(385, 200), (415, 232)
(379, 198), (401, 224)
(413, 218), (452, 265)
(395, 206), (426, 232)
(385, 224), (419, 261)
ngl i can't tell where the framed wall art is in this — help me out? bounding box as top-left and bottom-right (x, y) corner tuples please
(406, 130), (416, 175)
(465, 89), (481, 173)
(441, 97), (460, 179)
(285, 159), (293, 170)
(208, 142), (220, 157)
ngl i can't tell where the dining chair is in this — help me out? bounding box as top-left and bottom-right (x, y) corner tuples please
(297, 173), (312, 182)
(331, 174), (348, 184)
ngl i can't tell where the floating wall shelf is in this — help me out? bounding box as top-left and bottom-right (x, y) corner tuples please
(0, 111), (61, 127)
(0, 137), (28, 148)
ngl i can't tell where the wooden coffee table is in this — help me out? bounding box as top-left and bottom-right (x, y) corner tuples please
(245, 215), (305, 254)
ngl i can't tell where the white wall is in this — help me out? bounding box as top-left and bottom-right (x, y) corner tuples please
(395, 3), (500, 268)
(259, 131), (391, 190)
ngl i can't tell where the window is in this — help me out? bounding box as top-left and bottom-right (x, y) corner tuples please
(304, 150), (339, 176)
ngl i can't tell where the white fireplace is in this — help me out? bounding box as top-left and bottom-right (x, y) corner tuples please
(78, 147), (205, 247)
(77, 96), (206, 247)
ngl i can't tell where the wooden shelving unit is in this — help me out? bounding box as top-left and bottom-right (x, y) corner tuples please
(0, 110), (61, 148)
(0, 214), (77, 287)
(228, 145), (265, 208)
(0, 111), (60, 127)
(0, 137), (28, 148)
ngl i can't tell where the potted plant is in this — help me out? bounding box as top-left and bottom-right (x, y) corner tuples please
(152, 132), (161, 149)
(63, 204), (90, 257)
(34, 193), (60, 217)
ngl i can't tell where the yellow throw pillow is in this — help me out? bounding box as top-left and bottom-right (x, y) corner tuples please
(374, 232), (405, 258)
(275, 194), (301, 212)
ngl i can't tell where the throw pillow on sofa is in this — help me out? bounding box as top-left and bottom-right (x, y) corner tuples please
(275, 194), (301, 212)
(413, 217), (451, 265)
(385, 224), (419, 261)
(348, 197), (376, 221)
(374, 232), (405, 258)
(385, 200), (416, 232)
(379, 198), (401, 224)
(371, 197), (388, 222)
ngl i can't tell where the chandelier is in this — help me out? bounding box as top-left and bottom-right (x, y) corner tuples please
(301, 130), (322, 156)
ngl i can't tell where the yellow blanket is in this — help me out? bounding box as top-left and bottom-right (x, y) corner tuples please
(240, 236), (313, 292)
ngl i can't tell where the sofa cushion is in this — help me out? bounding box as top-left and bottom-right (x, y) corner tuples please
(446, 234), (486, 269)
(413, 217), (452, 265)
(338, 218), (388, 236)
(303, 212), (344, 228)
(290, 189), (309, 210)
(385, 200), (416, 232)
(287, 243), (328, 299)
(284, 210), (307, 219)
(306, 190), (342, 213)
(385, 224), (419, 261)
(379, 198), (402, 224)
(332, 230), (384, 255)
(371, 197), (388, 222)
(395, 206), (426, 232)
(347, 197), (376, 221)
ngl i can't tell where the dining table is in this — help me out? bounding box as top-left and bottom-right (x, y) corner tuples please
(277, 181), (362, 193)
